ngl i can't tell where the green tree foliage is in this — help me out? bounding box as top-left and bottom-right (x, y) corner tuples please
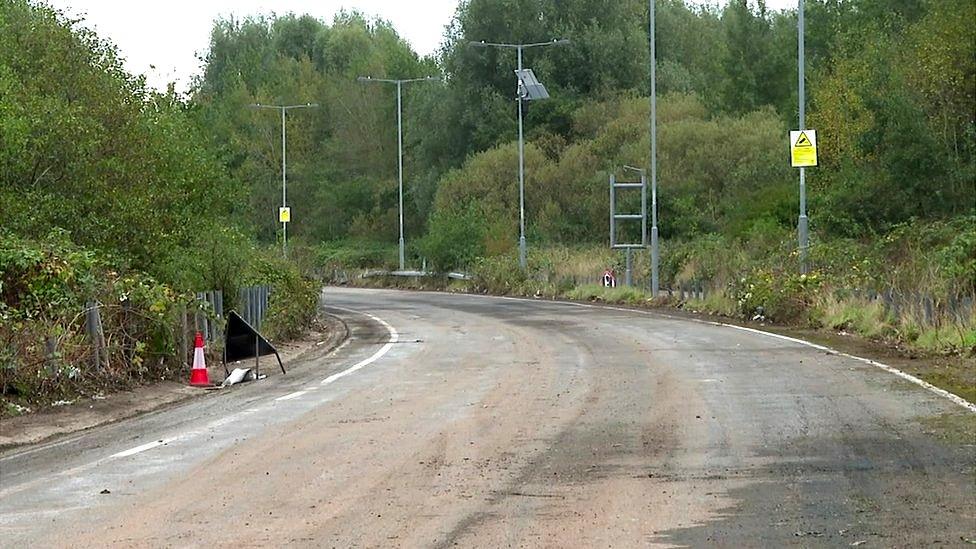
(192, 12), (435, 244)
(809, 0), (975, 234)
(0, 2), (324, 408)
(0, 0), (241, 280)
(5, 0), (973, 286)
(430, 94), (793, 255)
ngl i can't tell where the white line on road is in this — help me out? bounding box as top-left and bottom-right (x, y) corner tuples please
(599, 304), (975, 413)
(275, 390), (309, 401)
(403, 290), (976, 414)
(715, 322), (976, 413)
(0, 308), (399, 508)
(110, 439), (168, 458)
(0, 307), (400, 503)
(321, 307), (399, 386)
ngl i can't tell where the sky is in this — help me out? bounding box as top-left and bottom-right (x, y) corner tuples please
(45, 0), (798, 93)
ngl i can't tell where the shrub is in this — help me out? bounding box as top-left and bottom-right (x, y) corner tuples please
(731, 269), (824, 323)
(316, 240), (398, 271)
(1, 233), (185, 409)
(419, 205), (486, 271)
(248, 253), (319, 340)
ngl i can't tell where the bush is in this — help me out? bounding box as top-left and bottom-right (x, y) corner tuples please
(248, 253), (319, 340)
(316, 240), (398, 271)
(731, 269), (824, 323)
(419, 205), (486, 272)
(1, 233), (185, 409)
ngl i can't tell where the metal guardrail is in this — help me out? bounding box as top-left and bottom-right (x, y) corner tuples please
(358, 270), (472, 281)
(238, 285), (271, 330)
(194, 285), (271, 344)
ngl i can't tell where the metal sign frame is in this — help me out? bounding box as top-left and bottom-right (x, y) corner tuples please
(609, 173), (648, 249)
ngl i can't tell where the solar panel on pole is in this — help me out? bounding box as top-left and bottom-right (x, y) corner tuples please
(515, 69), (549, 101)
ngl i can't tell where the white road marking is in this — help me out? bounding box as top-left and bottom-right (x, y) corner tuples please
(0, 306), (399, 503)
(717, 323), (976, 413)
(321, 306), (399, 386)
(111, 439), (168, 458)
(425, 291), (976, 414)
(275, 390), (309, 401)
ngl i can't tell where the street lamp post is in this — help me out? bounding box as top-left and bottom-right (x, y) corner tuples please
(648, 0), (660, 297)
(469, 39), (569, 270)
(358, 75), (439, 271)
(797, 0), (810, 273)
(249, 103), (319, 258)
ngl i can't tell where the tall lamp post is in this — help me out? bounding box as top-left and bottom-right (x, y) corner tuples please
(648, 0), (659, 296)
(469, 39), (569, 270)
(797, 0), (810, 273)
(357, 75), (439, 271)
(624, 165), (658, 295)
(249, 103), (319, 258)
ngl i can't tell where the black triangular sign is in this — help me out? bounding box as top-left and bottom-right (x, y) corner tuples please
(225, 311), (277, 362)
(795, 132), (812, 147)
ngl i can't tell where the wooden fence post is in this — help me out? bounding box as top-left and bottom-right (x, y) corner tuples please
(86, 301), (106, 370)
(180, 302), (188, 369)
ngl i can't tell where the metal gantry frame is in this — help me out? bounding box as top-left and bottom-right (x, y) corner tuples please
(610, 173), (648, 287)
(624, 165), (659, 295)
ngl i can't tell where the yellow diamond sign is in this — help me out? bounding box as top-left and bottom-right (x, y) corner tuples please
(279, 207), (291, 223)
(790, 130), (817, 167)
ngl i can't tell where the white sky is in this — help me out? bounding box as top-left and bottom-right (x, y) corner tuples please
(44, 0), (797, 93)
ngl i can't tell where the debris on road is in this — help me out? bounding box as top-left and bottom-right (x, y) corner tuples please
(221, 368), (257, 388)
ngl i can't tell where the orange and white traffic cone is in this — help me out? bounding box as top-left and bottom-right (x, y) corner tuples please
(189, 331), (211, 387)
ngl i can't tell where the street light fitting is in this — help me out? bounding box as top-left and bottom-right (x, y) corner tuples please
(468, 38), (569, 49)
(249, 103), (319, 110)
(358, 75), (441, 85)
(353, 73), (440, 270)
(245, 102), (319, 258)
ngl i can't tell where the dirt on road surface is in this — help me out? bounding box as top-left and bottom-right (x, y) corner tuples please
(1, 288), (973, 547)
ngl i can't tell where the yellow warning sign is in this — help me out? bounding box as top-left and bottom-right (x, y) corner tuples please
(279, 207), (291, 223)
(790, 130), (817, 167)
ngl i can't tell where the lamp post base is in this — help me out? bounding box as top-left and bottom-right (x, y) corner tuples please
(519, 237), (527, 271)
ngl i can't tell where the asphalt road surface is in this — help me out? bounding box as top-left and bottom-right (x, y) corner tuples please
(1, 287), (973, 548)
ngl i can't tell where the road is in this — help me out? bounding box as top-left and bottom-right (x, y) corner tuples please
(1, 287), (973, 547)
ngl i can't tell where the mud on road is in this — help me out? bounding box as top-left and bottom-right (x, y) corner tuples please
(1, 288), (973, 547)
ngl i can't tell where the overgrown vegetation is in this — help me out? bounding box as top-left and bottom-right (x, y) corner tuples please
(0, 233), (185, 409)
(2, 0), (973, 410)
(0, 1), (320, 413)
